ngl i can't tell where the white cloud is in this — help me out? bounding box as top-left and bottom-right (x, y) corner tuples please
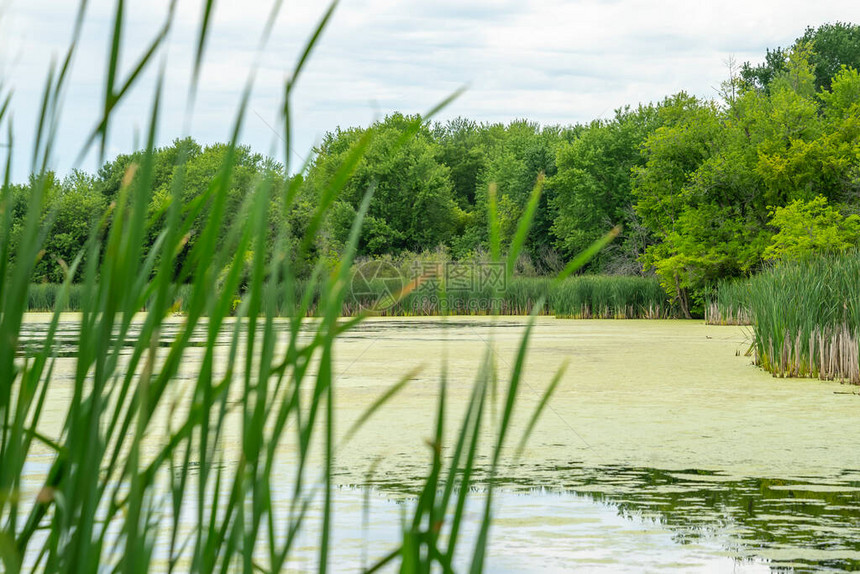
(0, 0), (855, 181)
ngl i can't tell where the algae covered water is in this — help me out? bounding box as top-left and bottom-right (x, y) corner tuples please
(18, 315), (860, 571)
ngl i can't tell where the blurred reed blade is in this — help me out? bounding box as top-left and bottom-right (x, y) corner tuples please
(556, 225), (621, 284)
(506, 173), (544, 281)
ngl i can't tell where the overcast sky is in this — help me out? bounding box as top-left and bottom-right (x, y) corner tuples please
(0, 0), (856, 181)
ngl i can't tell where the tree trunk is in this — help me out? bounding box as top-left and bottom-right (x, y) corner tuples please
(675, 275), (692, 319)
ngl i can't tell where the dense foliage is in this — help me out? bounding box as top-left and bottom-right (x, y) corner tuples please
(635, 44), (860, 316)
(11, 23), (860, 317)
(741, 22), (860, 92)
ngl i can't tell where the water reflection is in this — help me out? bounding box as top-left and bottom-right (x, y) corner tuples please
(362, 463), (860, 572)
(555, 465), (859, 571)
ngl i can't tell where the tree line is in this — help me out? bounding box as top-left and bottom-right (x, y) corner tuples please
(8, 22), (860, 317)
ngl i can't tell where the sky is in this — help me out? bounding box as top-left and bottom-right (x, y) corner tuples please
(0, 0), (856, 182)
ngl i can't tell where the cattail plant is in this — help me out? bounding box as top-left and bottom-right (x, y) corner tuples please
(0, 1), (615, 571)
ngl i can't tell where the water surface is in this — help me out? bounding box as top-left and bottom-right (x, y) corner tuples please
(18, 315), (860, 571)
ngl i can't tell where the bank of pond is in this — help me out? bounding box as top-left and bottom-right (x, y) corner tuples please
(708, 252), (860, 385)
(26, 251), (860, 386)
(27, 274), (677, 319)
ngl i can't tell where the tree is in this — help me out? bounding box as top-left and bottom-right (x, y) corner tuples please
(799, 22), (860, 91)
(466, 120), (568, 263)
(635, 45), (860, 316)
(433, 117), (486, 210)
(548, 104), (660, 273)
(741, 22), (860, 93)
(764, 196), (860, 260)
(307, 114), (458, 256)
(631, 93), (728, 316)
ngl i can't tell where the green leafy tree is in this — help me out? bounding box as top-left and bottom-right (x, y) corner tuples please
(764, 196), (860, 260)
(548, 105), (660, 273)
(7, 171), (108, 282)
(307, 114), (458, 256)
(741, 22), (860, 92)
(465, 120), (568, 263)
(41, 171), (108, 282)
(800, 22), (860, 91)
(635, 44), (860, 316)
(433, 117), (487, 210)
(631, 93), (729, 315)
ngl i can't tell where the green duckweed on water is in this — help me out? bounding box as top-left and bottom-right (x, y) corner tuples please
(18, 314), (860, 571)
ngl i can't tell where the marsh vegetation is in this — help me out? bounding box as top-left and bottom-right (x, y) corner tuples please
(709, 251), (860, 384)
(1, 0), (859, 572)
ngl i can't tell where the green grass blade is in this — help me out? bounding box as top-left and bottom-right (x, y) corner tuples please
(505, 173), (544, 280)
(556, 226), (621, 283)
(513, 361), (568, 460)
(340, 367), (421, 445)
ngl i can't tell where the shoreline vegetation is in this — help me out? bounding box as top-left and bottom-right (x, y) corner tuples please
(5, 23), (859, 323)
(2, 1), (859, 572)
(1, 1), (582, 571)
(26, 274), (677, 318)
(707, 252), (860, 384)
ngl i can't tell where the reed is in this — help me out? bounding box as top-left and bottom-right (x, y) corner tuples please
(27, 284), (89, 312)
(325, 273), (670, 318)
(339, 274), (673, 318)
(549, 275), (672, 319)
(27, 274), (677, 319)
(0, 2), (604, 571)
(704, 279), (753, 325)
(746, 252), (860, 384)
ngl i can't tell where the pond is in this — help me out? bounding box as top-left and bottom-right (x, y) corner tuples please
(17, 315), (860, 571)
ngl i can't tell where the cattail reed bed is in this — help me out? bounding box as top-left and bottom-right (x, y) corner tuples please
(342, 275), (675, 318)
(288, 275), (675, 318)
(27, 275), (677, 318)
(726, 252), (860, 384)
(704, 280), (753, 326)
(549, 275), (673, 319)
